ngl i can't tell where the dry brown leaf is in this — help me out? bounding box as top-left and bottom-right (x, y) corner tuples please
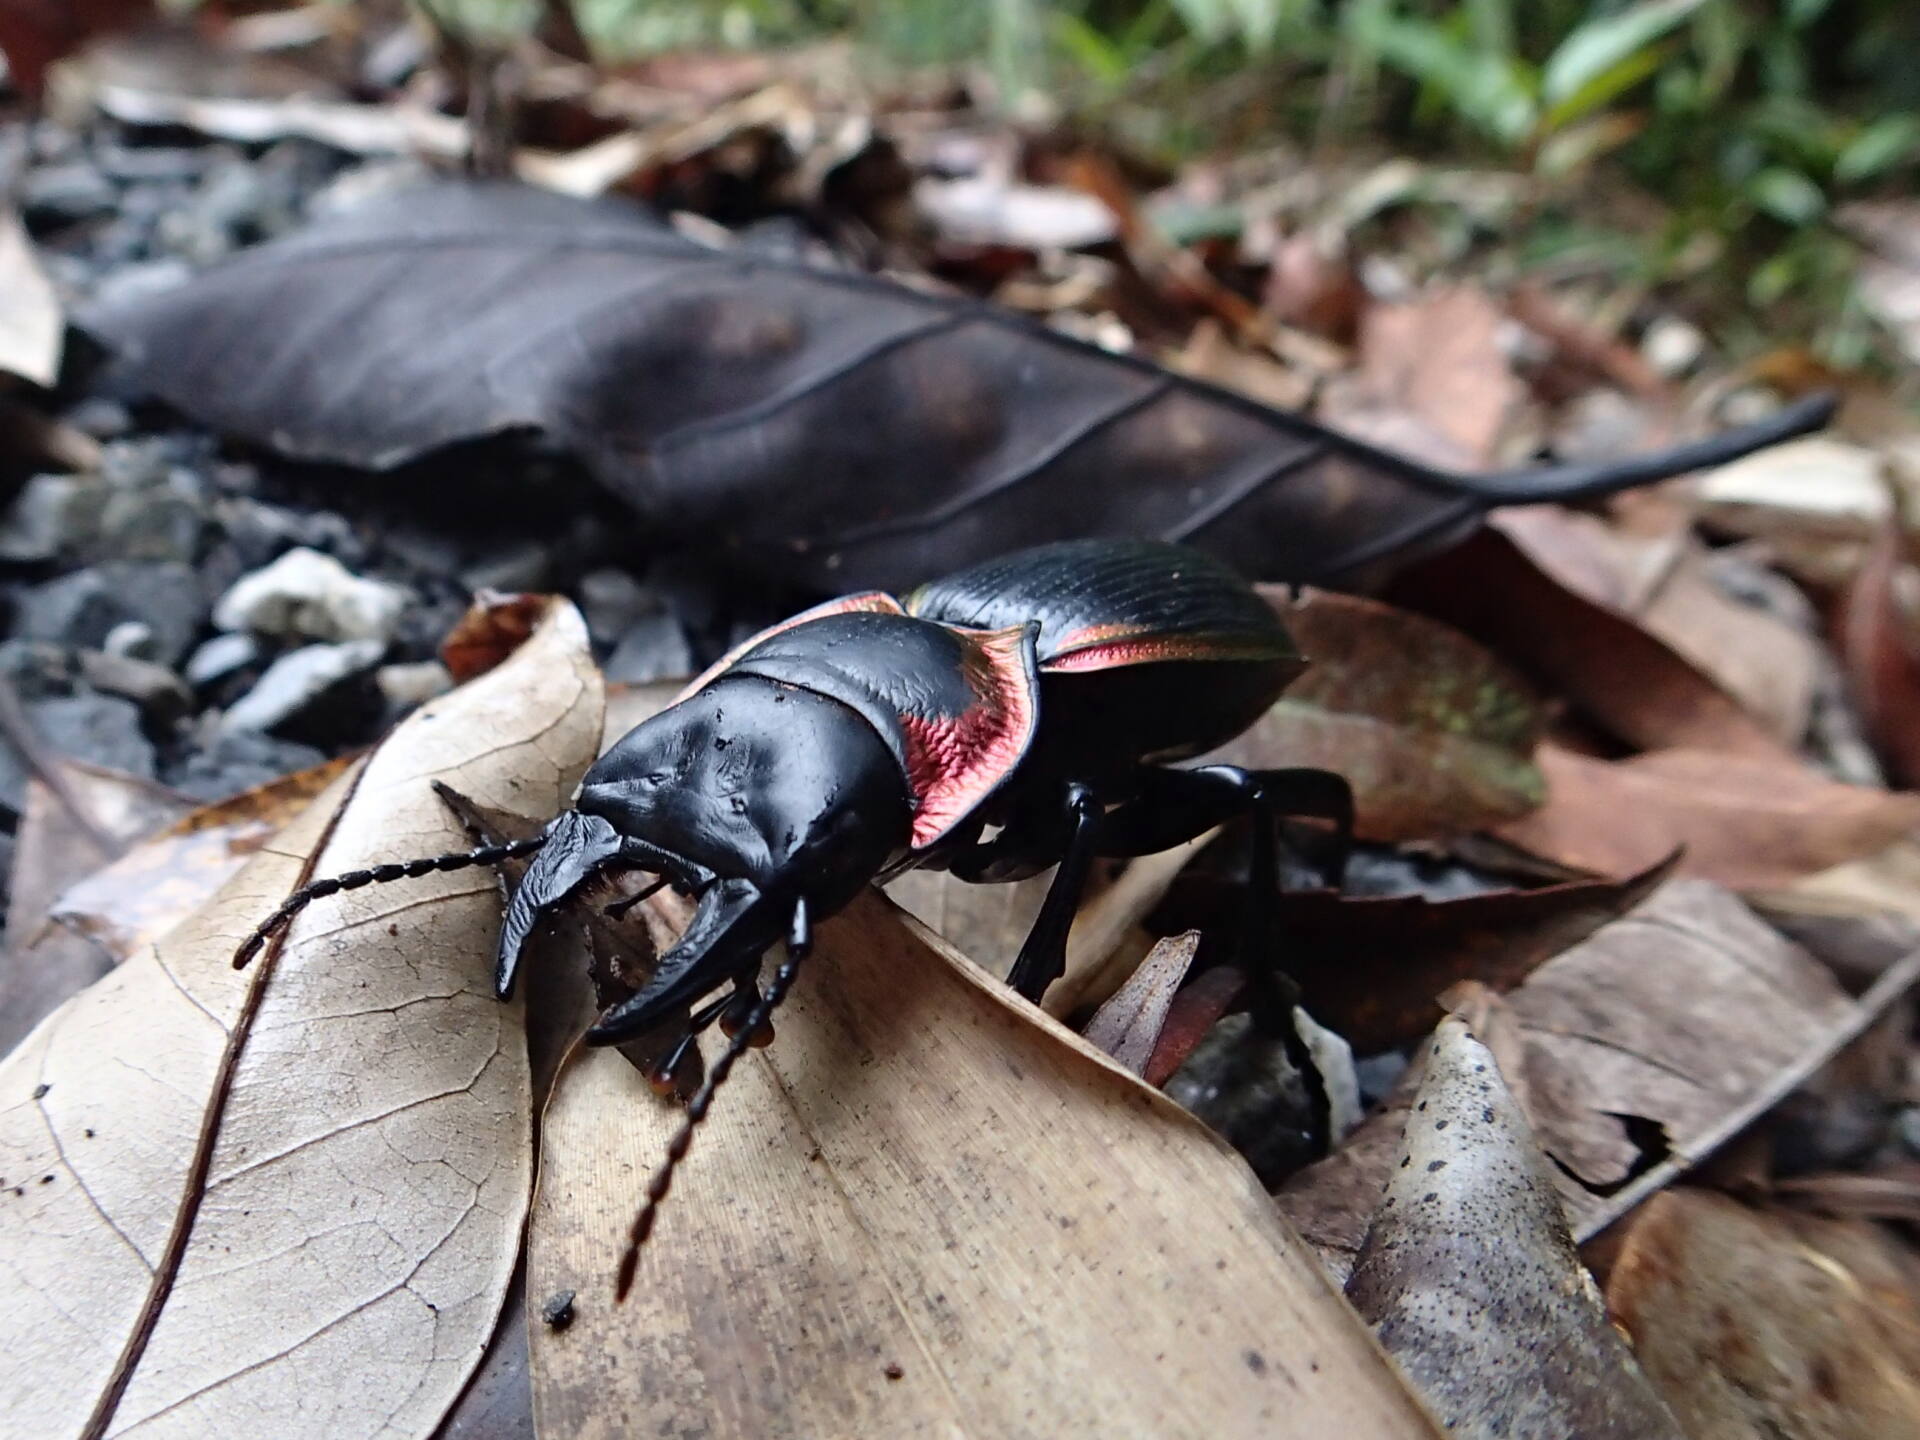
(528, 890), (1445, 1439)
(1390, 516), (1799, 759)
(1345, 1018), (1683, 1440)
(1253, 855), (1674, 1055)
(0, 598), (602, 1439)
(0, 207), (63, 387)
(1212, 588), (1547, 843)
(1834, 519), (1920, 788)
(1608, 1189), (1920, 1439)
(47, 755), (357, 964)
(1348, 287), (1527, 464)
(1497, 745), (1920, 889)
(1281, 880), (1920, 1275)
(1081, 930), (1200, 1075)
(0, 762), (195, 1054)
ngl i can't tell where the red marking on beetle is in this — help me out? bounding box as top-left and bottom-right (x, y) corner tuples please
(898, 624), (1037, 850)
(1046, 632), (1292, 673)
(677, 591), (906, 703)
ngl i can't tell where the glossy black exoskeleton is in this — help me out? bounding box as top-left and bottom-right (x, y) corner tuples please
(234, 538), (1354, 1289)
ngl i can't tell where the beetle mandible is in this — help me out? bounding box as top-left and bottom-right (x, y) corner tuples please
(234, 538), (1352, 1294)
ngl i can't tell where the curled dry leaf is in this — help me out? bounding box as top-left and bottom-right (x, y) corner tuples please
(1391, 514), (1799, 759)
(1267, 854), (1675, 1055)
(528, 890), (1444, 1440)
(1834, 519), (1920, 788)
(0, 763), (196, 1056)
(1280, 880), (1920, 1275)
(0, 207), (64, 387)
(1345, 1018), (1684, 1440)
(1497, 745), (1920, 889)
(1080, 930), (1201, 1076)
(83, 180), (1831, 594)
(1607, 1189), (1920, 1439)
(1213, 588), (1547, 843)
(0, 598), (603, 1440)
(47, 756), (357, 964)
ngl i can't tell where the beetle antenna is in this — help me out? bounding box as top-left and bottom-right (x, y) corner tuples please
(616, 898), (812, 1300)
(231, 835), (550, 970)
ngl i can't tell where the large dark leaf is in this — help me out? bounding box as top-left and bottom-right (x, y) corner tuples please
(85, 181), (1832, 592)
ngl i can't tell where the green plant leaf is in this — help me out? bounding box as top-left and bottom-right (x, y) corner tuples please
(1347, 8), (1537, 145)
(1542, 0), (1709, 107)
(1542, 40), (1669, 131)
(1835, 114), (1920, 185)
(1747, 166), (1827, 226)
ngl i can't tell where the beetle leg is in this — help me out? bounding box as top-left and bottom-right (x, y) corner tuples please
(1004, 783), (1103, 1004)
(589, 877), (780, 1045)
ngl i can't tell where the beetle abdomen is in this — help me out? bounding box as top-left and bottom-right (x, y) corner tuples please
(904, 538), (1298, 674)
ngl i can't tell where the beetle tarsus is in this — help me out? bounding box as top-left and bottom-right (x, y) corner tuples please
(617, 898), (813, 1300)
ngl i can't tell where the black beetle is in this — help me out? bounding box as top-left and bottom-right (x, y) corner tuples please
(233, 538), (1359, 1289)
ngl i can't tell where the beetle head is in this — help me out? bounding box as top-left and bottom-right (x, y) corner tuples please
(496, 675), (910, 1036)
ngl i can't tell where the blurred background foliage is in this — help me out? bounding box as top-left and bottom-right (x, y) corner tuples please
(424, 0), (1920, 368)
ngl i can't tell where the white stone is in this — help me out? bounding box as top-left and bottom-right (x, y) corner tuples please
(213, 546), (409, 644)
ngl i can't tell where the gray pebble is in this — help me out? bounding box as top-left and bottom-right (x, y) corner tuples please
(220, 639), (386, 734)
(183, 632), (262, 688)
(604, 612), (693, 684)
(163, 728), (327, 802)
(0, 694), (155, 814)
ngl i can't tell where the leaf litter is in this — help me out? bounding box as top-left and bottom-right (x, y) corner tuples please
(0, 597), (602, 1439)
(5, 10), (1920, 1438)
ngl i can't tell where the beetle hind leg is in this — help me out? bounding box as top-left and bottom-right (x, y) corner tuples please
(1003, 782), (1103, 1004)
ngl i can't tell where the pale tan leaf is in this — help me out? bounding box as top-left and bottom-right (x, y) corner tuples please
(0, 207), (63, 387)
(529, 891), (1444, 1440)
(0, 598), (603, 1440)
(1346, 1018), (1683, 1440)
(1281, 880), (1920, 1277)
(1082, 930), (1200, 1075)
(1608, 1189), (1920, 1439)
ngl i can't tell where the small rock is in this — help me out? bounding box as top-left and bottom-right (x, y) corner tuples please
(19, 561), (208, 667)
(1898, 1107), (1920, 1159)
(220, 639), (386, 734)
(97, 489), (205, 564)
(540, 1289), (576, 1330)
(77, 650), (193, 721)
(62, 399), (132, 440)
(163, 728), (327, 802)
(376, 660), (453, 708)
(212, 499), (365, 569)
(1641, 316), (1705, 378)
(20, 161), (118, 224)
(0, 640), (73, 701)
(378, 525), (462, 580)
(0, 475), (107, 561)
(459, 541), (551, 595)
(183, 632), (262, 688)
(86, 257), (193, 312)
(0, 694), (155, 814)
(102, 622), (159, 662)
(214, 547), (410, 645)
(577, 569), (659, 646)
(603, 613), (694, 684)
